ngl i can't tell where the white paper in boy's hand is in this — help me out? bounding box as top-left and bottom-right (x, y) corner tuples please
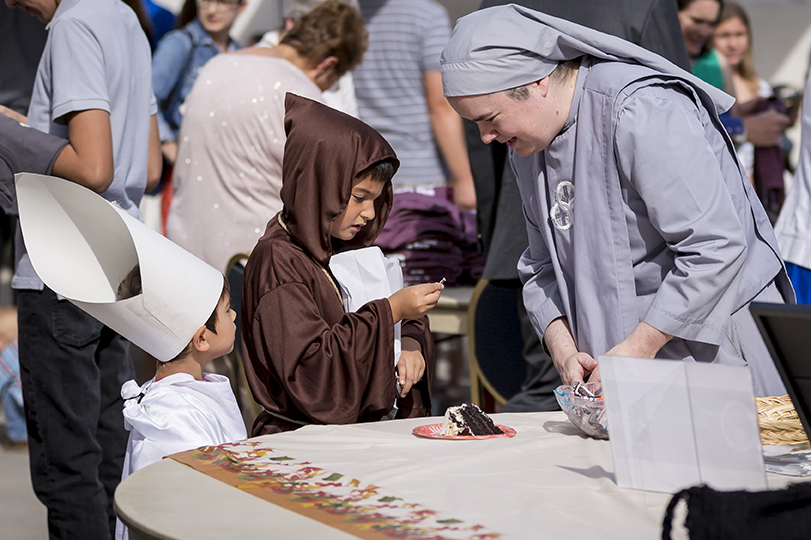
(329, 247), (403, 366)
(600, 356), (766, 493)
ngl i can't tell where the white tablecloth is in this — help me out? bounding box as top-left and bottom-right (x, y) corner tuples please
(116, 412), (805, 540)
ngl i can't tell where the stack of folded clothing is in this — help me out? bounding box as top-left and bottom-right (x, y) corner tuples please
(375, 187), (483, 286)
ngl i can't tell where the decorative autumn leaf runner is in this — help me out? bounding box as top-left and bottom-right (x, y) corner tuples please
(171, 441), (503, 540)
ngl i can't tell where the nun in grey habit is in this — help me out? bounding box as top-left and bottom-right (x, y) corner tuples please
(440, 4), (794, 397)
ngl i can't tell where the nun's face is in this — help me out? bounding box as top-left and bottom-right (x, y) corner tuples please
(448, 79), (570, 157)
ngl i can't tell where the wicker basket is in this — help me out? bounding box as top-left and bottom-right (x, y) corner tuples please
(756, 395), (809, 446)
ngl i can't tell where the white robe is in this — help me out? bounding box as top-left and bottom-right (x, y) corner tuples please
(115, 372), (247, 540)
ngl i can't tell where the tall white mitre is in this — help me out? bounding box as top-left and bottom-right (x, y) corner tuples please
(15, 173), (224, 362)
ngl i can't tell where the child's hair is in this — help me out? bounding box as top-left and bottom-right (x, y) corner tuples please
(357, 158), (396, 183)
(117, 264), (142, 300)
(168, 278), (231, 362)
(203, 278), (231, 335)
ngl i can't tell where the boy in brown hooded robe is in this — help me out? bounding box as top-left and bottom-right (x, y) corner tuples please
(242, 94), (442, 435)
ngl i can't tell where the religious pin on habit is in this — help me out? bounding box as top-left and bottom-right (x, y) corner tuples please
(550, 180), (575, 232)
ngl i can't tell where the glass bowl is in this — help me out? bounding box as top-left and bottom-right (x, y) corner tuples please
(554, 382), (608, 439)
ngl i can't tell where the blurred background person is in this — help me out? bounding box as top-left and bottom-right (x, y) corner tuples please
(354, 0), (475, 212)
(166, 0), (367, 273)
(142, 0), (176, 49)
(150, 0), (245, 233)
(679, 0), (791, 223)
(713, 0), (791, 223)
(153, 0), (246, 169)
(678, 0), (725, 87)
(256, 0), (360, 117)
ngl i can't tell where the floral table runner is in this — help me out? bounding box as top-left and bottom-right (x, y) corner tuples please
(171, 440), (503, 540)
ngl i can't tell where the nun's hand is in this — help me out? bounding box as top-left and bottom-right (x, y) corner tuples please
(556, 352), (598, 386)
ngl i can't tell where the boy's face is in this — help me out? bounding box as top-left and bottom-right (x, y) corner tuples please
(5, 0), (60, 23)
(207, 293), (236, 358)
(331, 174), (385, 241)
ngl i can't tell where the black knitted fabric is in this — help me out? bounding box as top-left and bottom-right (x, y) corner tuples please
(662, 483), (811, 540)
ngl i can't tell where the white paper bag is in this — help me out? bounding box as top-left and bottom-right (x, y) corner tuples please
(329, 246), (403, 366)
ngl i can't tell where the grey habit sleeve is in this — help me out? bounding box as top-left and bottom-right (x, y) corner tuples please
(614, 84), (748, 343)
(514, 158), (567, 338)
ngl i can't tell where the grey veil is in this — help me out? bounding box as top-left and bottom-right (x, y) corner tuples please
(439, 3), (734, 116)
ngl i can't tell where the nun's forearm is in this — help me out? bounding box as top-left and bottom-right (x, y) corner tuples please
(543, 316), (578, 363)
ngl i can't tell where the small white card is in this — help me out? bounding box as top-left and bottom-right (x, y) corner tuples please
(600, 356), (766, 493)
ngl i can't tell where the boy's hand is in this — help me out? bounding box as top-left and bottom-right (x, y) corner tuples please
(389, 282), (443, 323)
(397, 337), (426, 397)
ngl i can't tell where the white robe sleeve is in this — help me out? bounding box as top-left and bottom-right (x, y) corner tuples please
(123, 375), (247, 475)
(614, 85), (747, 342)
(127, 395), (229, 473)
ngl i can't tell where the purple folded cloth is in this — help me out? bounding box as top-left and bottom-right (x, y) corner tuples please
(376, 189), (484, 286)
(751, 97), (787, 224)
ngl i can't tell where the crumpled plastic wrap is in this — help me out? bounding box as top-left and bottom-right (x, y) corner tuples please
(554, 382), (608, 439)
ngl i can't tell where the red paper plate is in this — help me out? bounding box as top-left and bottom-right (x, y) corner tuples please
(412, 423), (516, 440)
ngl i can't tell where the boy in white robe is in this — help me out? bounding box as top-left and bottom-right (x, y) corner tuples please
(11, 173), (248, 540)
(115, 275), (247, 540)
(117, 270), (246, 475)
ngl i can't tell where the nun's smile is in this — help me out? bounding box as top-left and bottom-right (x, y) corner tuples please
(448, 77), (573, 158)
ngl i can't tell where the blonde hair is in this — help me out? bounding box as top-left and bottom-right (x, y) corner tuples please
(717, 1), (760, 97)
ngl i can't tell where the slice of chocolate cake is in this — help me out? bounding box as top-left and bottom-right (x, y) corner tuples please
(440, 403), (504, 436)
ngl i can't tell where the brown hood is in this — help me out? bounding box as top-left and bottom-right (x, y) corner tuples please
(280, 93), (398, 267)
